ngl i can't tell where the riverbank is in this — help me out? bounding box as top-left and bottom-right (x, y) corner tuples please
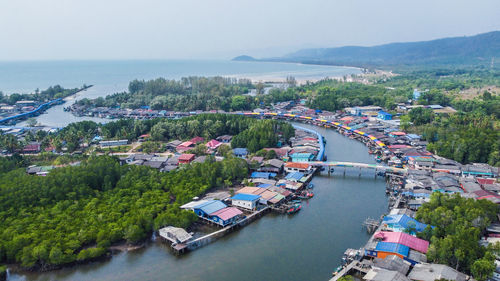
(7, 118), (388, 281)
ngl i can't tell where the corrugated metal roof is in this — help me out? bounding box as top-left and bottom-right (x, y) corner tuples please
(194, 200), (227, 214)
(375, 242), (410, 257)
(383, 214), (429, 232)
(209, 207), (242, 221)
(285, 172), (304, 181)
(231, 193), (261, 201)
(375, 231), (429, 253)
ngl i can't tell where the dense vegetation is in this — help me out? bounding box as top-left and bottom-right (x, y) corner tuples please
(231, 119), (295, 153)
(270, 31), (500, 69)
(304, 80), (408, 111)
(380, 69), (500, 91)
(76, 77), (254, 111)
(0, 85), (88, 105)
(401, 92), (499, 166)
(416, 193), (499, 280)
(74, 76), (302, 112)
(0, 155), (248, 270)
(0, 114), (294, 154)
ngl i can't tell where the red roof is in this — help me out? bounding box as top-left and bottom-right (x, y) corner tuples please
(375, 231), (429, 253)
(388, 145), (411, 149)
(390, 131), (406, 136)
(209, 207), (243, 221)
(264, 148), (289, 158)
(23, 143), (41, 152)
(139, 134), (150, 138)
(179, 154), (196, 161)
(285, 162), (311, 169)
(189, 137), (205, 144)
(477, 178), (496, 185)
(179, 141), (194, 147)
(206, 139), (222, 149)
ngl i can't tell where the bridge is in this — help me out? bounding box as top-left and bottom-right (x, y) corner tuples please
(308, 161), (407, 174)
(0, 98), (64, 124)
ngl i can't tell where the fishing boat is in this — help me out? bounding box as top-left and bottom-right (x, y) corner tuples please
(287, 204), (301, 215)
(296, 191), (314, 199)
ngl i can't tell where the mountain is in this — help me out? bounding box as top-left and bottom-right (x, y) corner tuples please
(264, 31), (500, 69)
(232, 55), (257, 61)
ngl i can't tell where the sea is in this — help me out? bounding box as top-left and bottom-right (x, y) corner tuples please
(0, 59), (360, 95)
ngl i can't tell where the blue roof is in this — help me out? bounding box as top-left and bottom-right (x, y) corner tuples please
(383, 214), (429, 232)
(233, 148), (248, 155)
(193, 200), (227, 215)
(251, 172), (277, 179)
(285, 172), (304, 181)
(378, 111), (392, 116)
(290, 153), (314, 157)
(375, 242), (410, 257)
(406, 134), (421, 140)
(258, 183), (272, 188)
(231, 193), (261, 201)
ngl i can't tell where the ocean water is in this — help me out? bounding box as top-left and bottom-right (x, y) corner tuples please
(0, 60), (360, 96)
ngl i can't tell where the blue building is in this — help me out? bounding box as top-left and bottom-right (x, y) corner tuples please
(193, 200), (227, 217)
(290, 153), (315, 162)
(377, 111), (392, 120)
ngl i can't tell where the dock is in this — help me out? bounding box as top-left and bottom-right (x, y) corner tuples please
(184, 207), (270, 252)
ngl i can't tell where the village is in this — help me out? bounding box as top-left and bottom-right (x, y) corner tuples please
(2, 96), (500, 281)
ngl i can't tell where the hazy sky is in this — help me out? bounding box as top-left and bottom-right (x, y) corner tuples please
(1, 0), (499, 60)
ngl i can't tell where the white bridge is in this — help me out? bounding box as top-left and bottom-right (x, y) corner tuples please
(308, 161), (407, 174)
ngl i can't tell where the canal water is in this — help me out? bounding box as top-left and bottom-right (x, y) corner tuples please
(9, 122), (389, 281)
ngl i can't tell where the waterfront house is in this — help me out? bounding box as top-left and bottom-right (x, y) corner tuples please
(373, 232), (429, 253)
(285, 172), (305, 182)
(232, 148), (248, 158)
(250, 172), (277, 179)
(284, 162), (312, 174)
(371, 242), (409, 260)
(192, 200), (227, 217)
(377, 111), (392, 120)
(159, 226), (193, 244)
(382, 214), (429, 233)
(230, 193), (261, 210)
(290, 153), (315, 162)
(209, 207), (243, 226)
(178, 153), (196, 164)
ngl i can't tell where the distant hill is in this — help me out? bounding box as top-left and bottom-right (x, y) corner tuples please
(261, 31), (500, 69)
(232, 55), (257, 61)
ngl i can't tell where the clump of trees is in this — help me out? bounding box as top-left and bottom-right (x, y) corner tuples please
(304, 80), (409, 111)
(0, 155), (248, 270)
(231, 119), (294, 153)
(416, 193), (499, 280)
(0, 85), (86, 105)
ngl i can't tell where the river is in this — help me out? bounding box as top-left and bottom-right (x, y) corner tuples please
(9, 122), (389, 281)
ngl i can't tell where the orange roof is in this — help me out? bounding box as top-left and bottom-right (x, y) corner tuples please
(285, 162), (311, 169)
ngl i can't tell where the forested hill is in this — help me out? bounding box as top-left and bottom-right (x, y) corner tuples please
(263, 31), (500, 69)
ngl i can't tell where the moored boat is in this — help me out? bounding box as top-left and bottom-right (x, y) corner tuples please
(287, 204), (301, 214)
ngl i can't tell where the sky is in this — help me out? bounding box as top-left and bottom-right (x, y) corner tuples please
(0, 0), (499, 60)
